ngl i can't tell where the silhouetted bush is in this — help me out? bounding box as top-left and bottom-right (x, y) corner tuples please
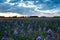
(29, 16), (38, 18)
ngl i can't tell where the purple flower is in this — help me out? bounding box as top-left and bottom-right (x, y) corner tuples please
(27, 24), (32, 29)
(12, 25), (16, 29)
(47, 29), (52, 35)
(57, 27), (60, 34)
(13, 29), (18, 35)
(43, 27), (47, 31)
(1, 36), (7, 40)
(29, 29), (32, 33)
(38, 28), (42, 32)
(36, 36), (42, 40)
(14, 21), (17, 25)
(20, 29), (25, 35)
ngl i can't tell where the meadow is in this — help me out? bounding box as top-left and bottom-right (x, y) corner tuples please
(0, 18), (60, 40)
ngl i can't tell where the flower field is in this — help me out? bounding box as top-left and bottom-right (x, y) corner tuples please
(0, 18), (60, 40)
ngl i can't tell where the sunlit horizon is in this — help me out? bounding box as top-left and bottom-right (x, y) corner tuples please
(0, 12), (28, 17)
(0, 12), (60, 17)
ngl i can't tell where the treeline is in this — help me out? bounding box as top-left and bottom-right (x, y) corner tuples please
(0, 16), (60, 18)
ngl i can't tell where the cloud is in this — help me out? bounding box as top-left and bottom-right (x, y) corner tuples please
(0, 3), (11, 10)
(43, 0), (51, 2)
(0, 0), (60, 17)
(5, 0), (10, 3)
(34, 6), (60, 14)
(17, 1), (37, 8)
(9, 0), (20, 3)
(0, 12), (28, 17)
(33, 6), (60, 17)
(0, 0), (6, 3)
(32, 13), (60, 17)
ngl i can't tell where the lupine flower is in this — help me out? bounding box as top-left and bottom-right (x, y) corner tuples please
(38, 28), (42, 32)
(43, 27), (47, 31)
(14, 21), (17, 25)
(27, 24), (32, 29)
(47, 29), (52, 36)
(29, 29), (32, 33)
(1, 36), (7, 40)
(13, 29), (18, 35)
(12, 25), (16, 29)
(47, 29), (52, 33)
(42, 21), (46, 25)
(20, 29), (25, 35)
(13, 21), (18, 27)
(36, 36), (42, 40)
(57, 27), (60, 34)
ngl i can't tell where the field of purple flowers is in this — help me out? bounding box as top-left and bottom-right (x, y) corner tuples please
(0, 18), (60, 40)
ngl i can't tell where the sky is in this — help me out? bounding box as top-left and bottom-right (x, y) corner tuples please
(0, 0), (60, 17)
